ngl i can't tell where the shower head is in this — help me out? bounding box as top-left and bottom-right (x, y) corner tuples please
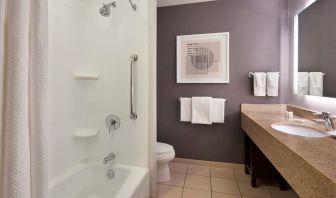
(99, 2), (116, 17)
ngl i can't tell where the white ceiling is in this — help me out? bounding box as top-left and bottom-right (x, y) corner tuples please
(157, 0), (218, 7)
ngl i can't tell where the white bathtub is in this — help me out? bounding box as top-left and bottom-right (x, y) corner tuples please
(49, 162), (149, 198)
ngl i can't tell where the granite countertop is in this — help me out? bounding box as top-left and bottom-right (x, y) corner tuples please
(241, 104), (336, 197)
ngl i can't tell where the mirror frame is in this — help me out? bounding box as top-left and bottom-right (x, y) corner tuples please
(293, 0), (318, 95)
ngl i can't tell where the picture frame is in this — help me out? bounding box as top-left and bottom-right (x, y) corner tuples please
(176, 32), (230, 83)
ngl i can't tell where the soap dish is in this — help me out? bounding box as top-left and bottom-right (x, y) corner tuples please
(74, 129), (99, 138)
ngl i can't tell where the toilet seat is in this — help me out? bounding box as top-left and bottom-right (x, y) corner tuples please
(156, 142), (174, 155)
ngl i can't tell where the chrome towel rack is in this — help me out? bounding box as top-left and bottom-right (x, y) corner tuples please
(249, 72), (325, 78)
(248, 72), (255, 78)
(178, 97), (227, 103)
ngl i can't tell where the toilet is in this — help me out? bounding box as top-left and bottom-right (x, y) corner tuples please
(156, 142), (175, 182)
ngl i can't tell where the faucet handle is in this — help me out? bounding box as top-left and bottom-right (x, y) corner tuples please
(321, 112), (334, 120)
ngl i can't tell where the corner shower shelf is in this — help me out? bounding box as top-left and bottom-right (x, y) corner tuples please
(74, 129), (99, 139)
(73, 73), (99, 80)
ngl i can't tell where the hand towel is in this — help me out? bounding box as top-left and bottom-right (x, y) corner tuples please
(254, 72), (266, 96)
(266, 72), (279, 96)
(298, 72), (309, 95)
(191, 97), (212, 125)
(180, 97), (192, 122)
(212, 98), (226, 123)
(309, 72), (324, 96)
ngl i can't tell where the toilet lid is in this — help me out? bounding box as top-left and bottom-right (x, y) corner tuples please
(157, 142), (174, 155)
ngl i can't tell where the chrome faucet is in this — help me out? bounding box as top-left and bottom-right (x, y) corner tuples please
(313, 112), (336, 131)
(103, 153), (116, 164)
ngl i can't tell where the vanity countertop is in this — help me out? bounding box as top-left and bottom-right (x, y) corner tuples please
(241, 104), (336, 197)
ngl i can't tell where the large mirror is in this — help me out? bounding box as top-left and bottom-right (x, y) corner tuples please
(295, 0), (336, 97)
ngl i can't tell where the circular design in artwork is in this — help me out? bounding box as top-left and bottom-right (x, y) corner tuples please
(190, 47), (215, 70)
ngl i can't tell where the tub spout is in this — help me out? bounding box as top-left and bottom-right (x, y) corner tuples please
(103, 153), (116, 164)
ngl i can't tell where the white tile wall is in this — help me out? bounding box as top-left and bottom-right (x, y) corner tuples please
(48, 0), (150, 181)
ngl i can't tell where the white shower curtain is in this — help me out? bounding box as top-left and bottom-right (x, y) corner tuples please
(0, 0), (48, 198)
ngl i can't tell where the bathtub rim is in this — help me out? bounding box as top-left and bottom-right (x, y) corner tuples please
(49, 161), (149, 198)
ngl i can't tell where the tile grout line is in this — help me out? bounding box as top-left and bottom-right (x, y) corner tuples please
(180, 163), (189, 198)
(210, 166), (213, 198)
(233, 168), (243, 197)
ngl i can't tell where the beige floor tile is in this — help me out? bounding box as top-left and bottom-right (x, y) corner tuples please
(157, 184), (183, 198)
(184, 175), (211, 191)
(170, 162), (188, 174)
(187, 164), (210, 176)
(212, 192), (242, 198)
(266, 185), (299, 198)
(211, 178), (240, 195)
(160, 172), (186, 187)
(233, 169), (250, 181)
(237, 181), (271, 198)
(211, 167), (235, 180)
(182, 188), (211, 198)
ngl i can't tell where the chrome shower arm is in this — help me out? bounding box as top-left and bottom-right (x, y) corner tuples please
(129, 0), (137, 11)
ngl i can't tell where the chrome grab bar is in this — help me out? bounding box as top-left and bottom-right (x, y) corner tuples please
(130, 54), (138, 120)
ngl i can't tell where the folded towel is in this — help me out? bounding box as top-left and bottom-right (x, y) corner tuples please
(298, 72), (309, 95)
(212, 98), (226, 123)
(266, 72), (279, 97)
(253, 72), (266, 96)
(191, 97), (212, 125)
(180, 97), (192, 122)
(309, 72), (324, 96)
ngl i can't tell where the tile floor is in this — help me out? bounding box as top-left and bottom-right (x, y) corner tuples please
(157, 162), (299, 198)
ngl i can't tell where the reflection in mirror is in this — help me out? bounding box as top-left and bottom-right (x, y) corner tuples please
(296, 0), (336, 97)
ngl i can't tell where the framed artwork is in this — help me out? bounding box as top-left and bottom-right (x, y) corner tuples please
(176, 32), (229, 83)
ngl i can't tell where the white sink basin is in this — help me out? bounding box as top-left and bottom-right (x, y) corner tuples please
(271, 123), (328, 138)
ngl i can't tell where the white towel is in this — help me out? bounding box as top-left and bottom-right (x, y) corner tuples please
(309, 72), (324, 96)
(191, 97), (212, 125)
(212, 98), (226, 123)
(298, 72), (309, 95)
(266, 72), (279, 96)
(180, 97), (192, 122)
(254, 72), (266, 96)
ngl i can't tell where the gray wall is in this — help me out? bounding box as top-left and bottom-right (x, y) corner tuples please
(298, 0), (336, 97)
(157, 0), (288, 163)
(288, 0), (336, 113)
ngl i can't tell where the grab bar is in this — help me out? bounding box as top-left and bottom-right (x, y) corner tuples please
(130, 54), (138, 120)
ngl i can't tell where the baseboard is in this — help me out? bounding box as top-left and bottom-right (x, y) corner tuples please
(173, 158), (244, 169)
